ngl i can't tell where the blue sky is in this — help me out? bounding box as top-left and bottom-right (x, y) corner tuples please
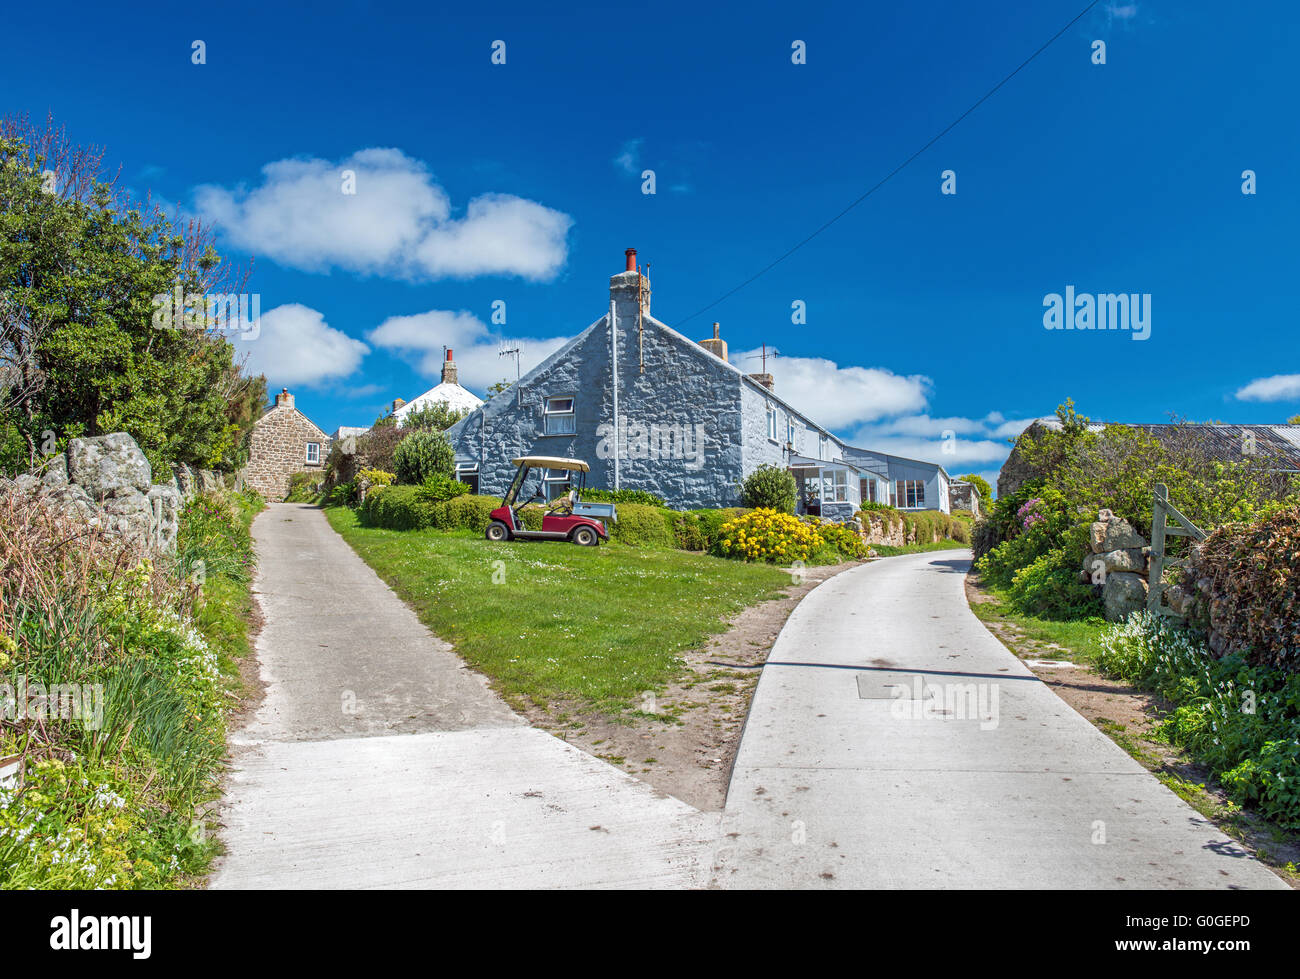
(4, 0), (1297, 487)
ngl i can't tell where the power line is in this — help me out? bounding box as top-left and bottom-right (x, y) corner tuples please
(677, 0), (1103, 326)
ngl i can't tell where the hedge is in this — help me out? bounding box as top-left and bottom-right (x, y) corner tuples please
(1184, 506), (1300, 673)
(359, 488), (524, 533)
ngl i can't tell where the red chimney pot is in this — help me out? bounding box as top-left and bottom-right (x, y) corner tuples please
(625, 247), (637, 273)
(446, 349), (453, 362)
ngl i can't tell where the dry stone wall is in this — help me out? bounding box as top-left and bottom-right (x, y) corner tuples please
(1, 432), (229, 554)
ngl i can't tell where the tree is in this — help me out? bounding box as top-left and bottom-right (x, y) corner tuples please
(0, 114), (262, 474)
(1288, 415), (1300, 425)
(958, 473), (993, 507)
(401, 402), (467, 431)
(485, 378), (513, 399)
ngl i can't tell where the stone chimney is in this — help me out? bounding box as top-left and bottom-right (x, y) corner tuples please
(698, 323), (728, 361)
(391, 397), (406, 413)
(747, 372), (775, 391)
(441, 348), (459, 385)
(275, 388), (294, 409)
(610, 246), (649, 322)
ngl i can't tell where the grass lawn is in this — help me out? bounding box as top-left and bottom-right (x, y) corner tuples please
(873, 537), (970, 557)
(326, 507), (792, 714)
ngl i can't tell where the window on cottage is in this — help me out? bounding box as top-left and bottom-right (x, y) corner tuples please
(896, 479), (925, 508)
(786, 417), (796, 445)
(766, 404), (777, 440)
(306, 442), (320, 464)
(543, 468), (572, 501)
(456, 463), (479, 495)
(544, 396), (576, 435)
(821, 435), (830, 460)
(831, 469), (848, 502)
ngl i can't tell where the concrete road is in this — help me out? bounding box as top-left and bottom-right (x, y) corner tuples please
(712, 550), (1287, 889)
(210, 503), (713, 889)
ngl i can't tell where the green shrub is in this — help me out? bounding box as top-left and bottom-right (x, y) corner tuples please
(359, 484), (434, 530)
(607, 503), (677, 548)
(1096, 612), (1300, 827)
(811, 519), (870, 560)
(580, 487), (668, 507)
(393, 430), (454, 485)
(327, 480), (356, 508)
(416, 473), (471, 504)
(1008, 547), (1102, 619)
(669, 508), (748, 551)
(740, 464), (797, 514)
(358, 468), (394, 487)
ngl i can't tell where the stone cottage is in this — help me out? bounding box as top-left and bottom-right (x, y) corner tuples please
(244, 388), (329, 500)
(445, 249), (952, 518)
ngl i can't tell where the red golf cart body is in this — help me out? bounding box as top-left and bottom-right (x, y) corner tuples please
(486, 456), (616, 545)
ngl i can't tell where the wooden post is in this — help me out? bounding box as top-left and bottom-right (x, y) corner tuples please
(1148, 483), (1168, 613)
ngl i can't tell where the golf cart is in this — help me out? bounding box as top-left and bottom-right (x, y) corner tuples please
(485, 456), (617, 546)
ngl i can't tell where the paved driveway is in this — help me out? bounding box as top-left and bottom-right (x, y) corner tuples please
(210, 504), (713, 889)
(712, 550), (1286, 889)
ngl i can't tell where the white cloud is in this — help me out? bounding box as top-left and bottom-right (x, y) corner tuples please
(731, 349), (930, 428)
(846, 410), (1035, 471)
(195, 148), (572, 281)
(235, 304), (368, 388)
(1234, 374), (1300, 403)
(614, 138), (643, 176)
(367, 309), (573, 394)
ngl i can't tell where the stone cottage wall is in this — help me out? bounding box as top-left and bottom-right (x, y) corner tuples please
(244, 403), (326, 501)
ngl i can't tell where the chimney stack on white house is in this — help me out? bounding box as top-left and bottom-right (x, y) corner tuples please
(698, 322), (728, 361)
(441, 348), (458, 385)
(275, 388), (295, 409)
(391, 397), (406, 413)
(610, 246), (649, 318)
(747, 372), (775, 391)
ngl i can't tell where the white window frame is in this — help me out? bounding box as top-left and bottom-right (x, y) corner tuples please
(766, 403), (777, 441)
(305, 442), (320, 464)
(542, 468), (572, 501)
(786, 417), (796, 445)
(896, 479), (926, 509)
(456, 463), (479, 491)
(543, 396), (576, 435)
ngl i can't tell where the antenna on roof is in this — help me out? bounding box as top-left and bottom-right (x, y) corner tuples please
(499, 343), (522, 406)
(743, 344), (779, 373)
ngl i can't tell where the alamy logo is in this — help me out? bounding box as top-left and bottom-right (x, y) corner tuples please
(1042, 286), (1151, 341)
(151, 285), (260, 339)
(1, 675), (103, 730)
(50, 910), (151, 959)
(889, 676), (1000, 730)
(596, 416), (707, 470)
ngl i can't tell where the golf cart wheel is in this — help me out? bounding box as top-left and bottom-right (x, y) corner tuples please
(572, 525), (599, 547)
(485, 520), (511, 542)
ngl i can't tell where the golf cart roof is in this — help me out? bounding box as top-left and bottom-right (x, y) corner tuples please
(511, 455), (590, 473)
